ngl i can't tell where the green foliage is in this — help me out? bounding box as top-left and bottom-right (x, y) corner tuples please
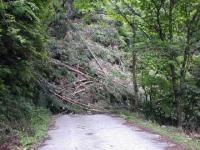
(0, 0), (55, 148)
(90, 23), (125, 48)
(19, 108), (50, 149)
(74, 0), (106, 13)
(0, 0), (200, 149)
(102, 0), (200, 129)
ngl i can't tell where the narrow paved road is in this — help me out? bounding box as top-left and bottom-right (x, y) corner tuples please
(38, 114), (176, 150)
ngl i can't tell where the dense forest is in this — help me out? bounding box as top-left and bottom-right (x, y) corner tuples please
(0, 0), (200, 149)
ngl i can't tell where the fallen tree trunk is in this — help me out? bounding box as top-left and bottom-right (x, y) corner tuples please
(51, 58), (127, 89)
(54, 92), (109, 113)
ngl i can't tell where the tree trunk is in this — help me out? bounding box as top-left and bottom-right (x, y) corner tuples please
(132, 51), (139, 111)
(114, 4), (139, 112)
(170, 63), (182, 127)
(168, 0), (183, 128)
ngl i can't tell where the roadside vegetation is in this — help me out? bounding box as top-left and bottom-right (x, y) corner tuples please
(120, 111), (200, 150)
(19, 108), (50, 149)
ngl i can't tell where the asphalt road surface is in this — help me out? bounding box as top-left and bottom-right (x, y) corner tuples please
(38, 114), (177, 150)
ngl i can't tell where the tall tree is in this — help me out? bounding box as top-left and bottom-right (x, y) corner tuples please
(135, 0), (200, 127)
(106, 0), (200, 127)
(107, 0), (140, 111)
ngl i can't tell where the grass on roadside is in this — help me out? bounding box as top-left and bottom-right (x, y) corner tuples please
(119, 111), (200, 150)
(18, 108), (51, 150)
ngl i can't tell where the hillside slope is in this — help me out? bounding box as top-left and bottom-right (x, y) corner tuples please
(45, 15), (135, 113)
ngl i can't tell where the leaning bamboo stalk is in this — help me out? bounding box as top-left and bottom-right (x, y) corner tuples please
(78, 34), (106, 75)
(67, 22), (128, 89)
(51, 59), (93, 79)
(72, 89), (86, 96)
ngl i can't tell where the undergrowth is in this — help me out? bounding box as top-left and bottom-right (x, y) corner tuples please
(18, 108), (50, 149)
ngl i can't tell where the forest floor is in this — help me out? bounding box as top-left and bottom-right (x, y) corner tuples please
(37, 114), (182, 150)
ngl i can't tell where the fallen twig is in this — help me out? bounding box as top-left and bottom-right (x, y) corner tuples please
(72, 89), (86, 96)
(75, 79), (88, 84)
